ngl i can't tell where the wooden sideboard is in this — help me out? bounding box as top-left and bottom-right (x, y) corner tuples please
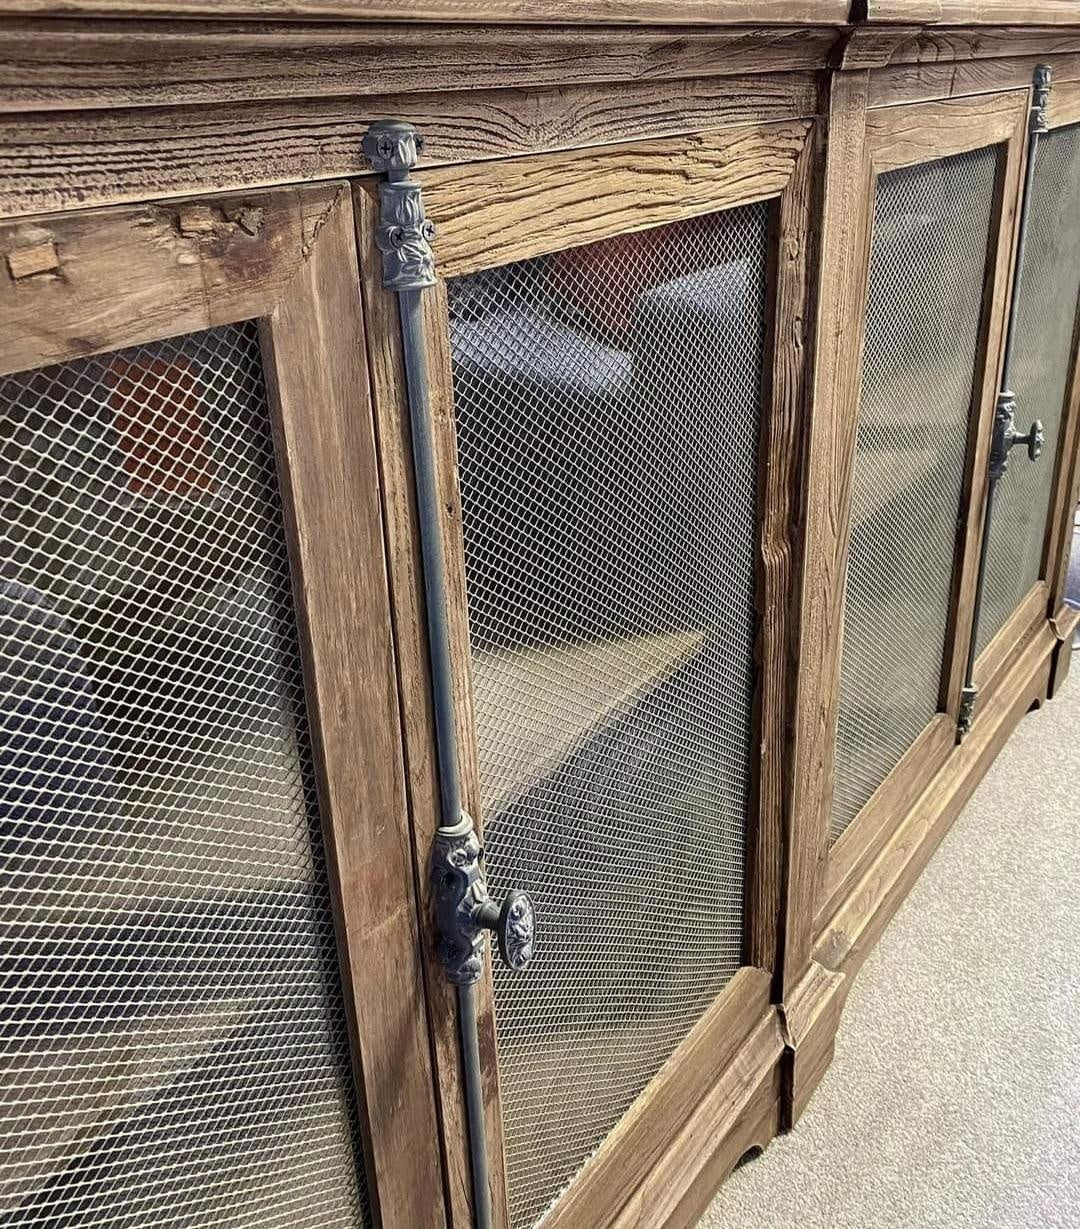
(2, 4), (1079, 1229)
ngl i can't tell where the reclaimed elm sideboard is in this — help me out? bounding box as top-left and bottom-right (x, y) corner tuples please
(1, 3), (1079, 1229)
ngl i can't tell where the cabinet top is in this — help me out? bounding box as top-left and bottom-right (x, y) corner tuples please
(1, 0), (1079, 26)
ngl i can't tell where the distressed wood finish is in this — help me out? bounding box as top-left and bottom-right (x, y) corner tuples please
(607, 1015), (785, 1229)
(542, 970), (773, 1229)
(1045, 300), (1080, 613)
(810, 91), (1027, 943)
(1048, 608), (1080, 697)
(259, 186), (447, 1229)
(0, 184), (341, 373)
(780, 960), (847, 1126)
(868, 53), (1080, 108)
(885, 25), (1080, 64)
(784, 69), (873, 995)
(361, 119), (816, 1228)
(0, 72), (822, 221)
(0, 0), (853, 23)
(816, 620), (1056, 982)
(1049, 78), (1080, 127)
(863, 0), (1080, 23)
(973, 581), (1050, 701)
(0, 183), (448, 1228)
(0, 19), (842, 112)
(864, 87), (1029, 169)
(818, 714), (954, 930)
(354, 184), (506, 1229)
(938, 91), (1029, 715)
(420, 117), (813, 278)
(747, 125), (817, 973)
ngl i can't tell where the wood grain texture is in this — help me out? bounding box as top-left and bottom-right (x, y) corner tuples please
(0, 0), (853, 24)
(258, 185), (446, 1229)
(972, 581), (1049, 698)
(422, 117), (813, 278)
(1044, 296), (1080, 610)
(934, 0), (1080, 25)
(868, 53), (1080, 108)
(0, 183), (337, 373)
(816, 620), (1057, 981)
(938, 94), (1028, 715)
(783, 70), (872, 999)
(817, 714), (954, 932)
(779, 960), (847, 1126)
(607, 1013), (786, 1229)
(0, 19), (842, 112)
(1048, 608), (1080, 698)
(863, 0), (1080, 22)
(864, 87), (1028, 170)
(543, 970), (773, 1229)
(353, 183), (503, 1229)
(1049, 78), (1080, 127)
(0, 72), (821, 221)
(886, 25), (1080, 64)
(836, 24), (925, 69)
(746, 125), (816, 974)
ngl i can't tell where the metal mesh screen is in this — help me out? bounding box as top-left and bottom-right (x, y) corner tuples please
(831, 147), (999, 843)
(0, 325), (371, 1228)
(976, 122), (1080, 655)
(446, 205), (768, 1228)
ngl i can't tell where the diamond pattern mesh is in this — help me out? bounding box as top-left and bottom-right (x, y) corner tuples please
(831, 147), (999, 843)
(0, 325), (371, 1228)
(446, 206), (768, 1228)
(976, 122), (1080, 656)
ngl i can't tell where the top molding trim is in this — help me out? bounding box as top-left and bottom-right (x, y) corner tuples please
(0, 0), (854, 24)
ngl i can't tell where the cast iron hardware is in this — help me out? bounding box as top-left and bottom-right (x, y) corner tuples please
(364, 119), (536, 1229)
(432, 813), (537, 986)
(989, 390), (1044, 481)
(959, 64), (1052, 738)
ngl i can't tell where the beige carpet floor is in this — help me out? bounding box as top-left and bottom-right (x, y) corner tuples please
(699, 675), (1080, 1229)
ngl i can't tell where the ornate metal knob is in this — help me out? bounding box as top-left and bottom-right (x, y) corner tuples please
(432, 813), (537, 984)
(1023, 419), (1044, 462)
(475, 889), (536, 973)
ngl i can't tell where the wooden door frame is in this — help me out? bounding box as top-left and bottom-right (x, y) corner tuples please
(979, 81), (1080, 699)
(786, 87), (1030, 953)
(356, 114), (817, 1229)
(0, 184), (447, 1229)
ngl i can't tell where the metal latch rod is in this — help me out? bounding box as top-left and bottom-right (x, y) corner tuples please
(363, 120), (535, 1229)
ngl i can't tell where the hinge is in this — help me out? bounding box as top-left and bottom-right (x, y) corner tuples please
(958, 684), (978, 738)
(431, 813), (536, 986)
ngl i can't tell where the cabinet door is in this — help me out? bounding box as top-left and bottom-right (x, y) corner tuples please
(973, 94), (1080, 686)
(821, 94), (1028, 904)
(0, 188), (444, 1229)
(359, 120), (815, 1229)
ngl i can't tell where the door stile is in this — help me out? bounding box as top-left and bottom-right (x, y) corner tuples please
(261, 186), (448, 1229)
(784, 68), (874, 995)
(354, 181), (507, 1229)
(749, 123), (818, 979)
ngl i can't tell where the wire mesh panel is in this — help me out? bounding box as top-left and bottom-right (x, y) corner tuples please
(976, 123), (1080, 655)
(831, 147), (999, 843)
(0, 325), (371, 1228)
(446, 205), (768, 1228)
